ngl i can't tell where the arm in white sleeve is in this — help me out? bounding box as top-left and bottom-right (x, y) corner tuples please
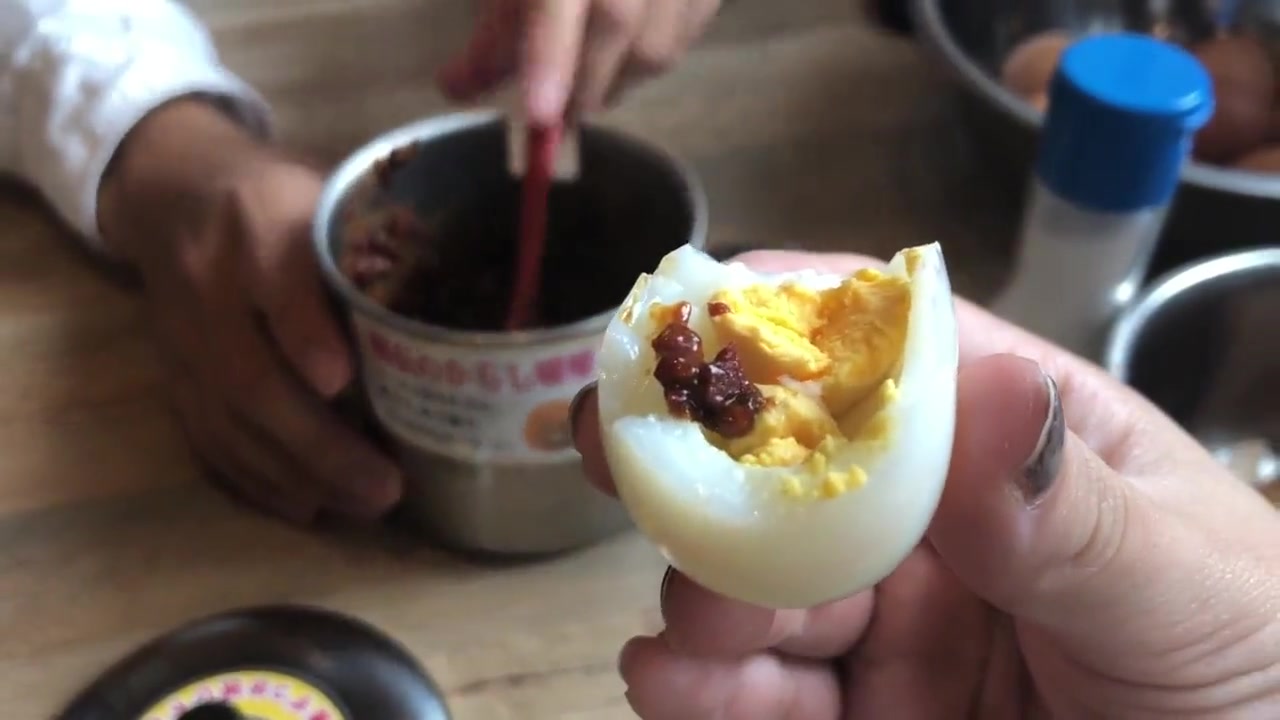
(0, 0), (273, 250)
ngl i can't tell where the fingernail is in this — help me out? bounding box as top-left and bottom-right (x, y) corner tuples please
(1018, 371), (1064, 505)
(527, 77), (566, 125)
(658, 565), (675, 604)
(568, 380), (597, 435)
(305, 347), (353, 399)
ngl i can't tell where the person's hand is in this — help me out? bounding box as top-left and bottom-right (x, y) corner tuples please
(98, 100), (402, 524)
(568, 250), (1280, 718)
(438, 0), (721, 125)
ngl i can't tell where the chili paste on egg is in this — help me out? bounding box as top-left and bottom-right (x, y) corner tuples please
(651, 301), (766, 438)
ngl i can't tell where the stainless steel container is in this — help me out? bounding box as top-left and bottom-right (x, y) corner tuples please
(1104, 247), (1280, 501)
(912, 0), (1280, 276)
(314, 111), (708, 555)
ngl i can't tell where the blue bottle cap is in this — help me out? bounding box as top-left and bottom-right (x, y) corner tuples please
(1035, 32), (1215, 213)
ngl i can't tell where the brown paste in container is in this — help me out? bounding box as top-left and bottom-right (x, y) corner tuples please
(335, 136), (695, 334)
(335, 143), (580, 331)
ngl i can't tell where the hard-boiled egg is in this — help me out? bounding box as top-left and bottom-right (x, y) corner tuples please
(1000, 30), (1073, 111)
(1192, 35), (1275, 163)
(596, 243), (958, 609)
(1235, 143), (1280, 172)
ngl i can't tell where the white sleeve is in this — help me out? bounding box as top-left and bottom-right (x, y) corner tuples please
(0, 0), (273, 249)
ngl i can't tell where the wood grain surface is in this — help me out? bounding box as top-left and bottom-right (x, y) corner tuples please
(0, 1), (1020, 717)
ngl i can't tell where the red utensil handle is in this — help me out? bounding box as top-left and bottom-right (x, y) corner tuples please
(506, 124), (561, 331)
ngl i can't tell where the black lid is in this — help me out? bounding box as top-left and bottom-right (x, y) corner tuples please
(57, 605), (451, 720)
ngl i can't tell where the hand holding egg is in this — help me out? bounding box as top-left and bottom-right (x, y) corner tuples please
(590, 243), (958, 609)
(570, 251), (1280, 719)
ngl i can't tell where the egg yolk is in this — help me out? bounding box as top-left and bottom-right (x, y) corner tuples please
(676, 264), (912, 501)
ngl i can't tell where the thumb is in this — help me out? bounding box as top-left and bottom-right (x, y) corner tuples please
(927, 354), (1151, 644)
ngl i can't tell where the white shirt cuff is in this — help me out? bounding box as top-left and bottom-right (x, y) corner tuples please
(25, 50), (272, 251)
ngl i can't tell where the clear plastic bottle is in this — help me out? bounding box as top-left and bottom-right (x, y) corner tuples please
(990, 33), (1215, 361)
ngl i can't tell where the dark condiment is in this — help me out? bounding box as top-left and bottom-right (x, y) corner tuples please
(336, 127), (699, 333)
(707, 301), (731, 317)
(338, 206), (427, 296)
(338, 152), (607, 331)
(651, 301), (765, 438)
(372, 144), (419, 188)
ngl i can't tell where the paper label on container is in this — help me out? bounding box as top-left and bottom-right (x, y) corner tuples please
(352, 314), (599, 463)
(140, 669), (347, 720)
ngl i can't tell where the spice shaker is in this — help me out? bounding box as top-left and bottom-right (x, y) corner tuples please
(989, 33), (1215, 360)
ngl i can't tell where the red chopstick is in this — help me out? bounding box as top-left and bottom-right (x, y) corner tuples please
(506, 123), (561, 330)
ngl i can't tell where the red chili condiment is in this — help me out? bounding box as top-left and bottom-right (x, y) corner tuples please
(339, 207), (430, 290)
(651, 302), (765, 438)
(372, 144), (418, 188)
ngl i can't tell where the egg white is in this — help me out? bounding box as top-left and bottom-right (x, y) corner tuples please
(596, 243), (959, 609)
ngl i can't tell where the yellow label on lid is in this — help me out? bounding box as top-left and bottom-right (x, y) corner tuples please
(140, 669), (348, 720)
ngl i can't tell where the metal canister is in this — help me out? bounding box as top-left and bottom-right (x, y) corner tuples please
(314, 111), (708, 556)
(1104, 247), (1280, 504)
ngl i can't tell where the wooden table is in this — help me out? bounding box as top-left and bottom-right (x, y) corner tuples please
(0, 1), (1019, 717)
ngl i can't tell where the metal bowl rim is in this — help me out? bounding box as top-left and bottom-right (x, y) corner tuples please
(1102, 246), (1280, 380)
(911, 0), (1280, 199)
(312, 109), (710, 347)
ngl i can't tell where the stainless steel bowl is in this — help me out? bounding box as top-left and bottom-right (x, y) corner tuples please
(913, 0), (1280, 275)
(1104, 247), (1280, 500)
(315, 111), (707, 556)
